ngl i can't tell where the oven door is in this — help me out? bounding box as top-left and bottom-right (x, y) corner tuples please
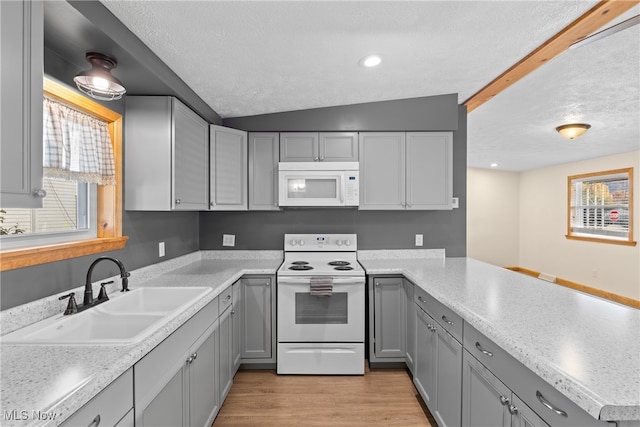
(278, 170), (345, 207)
(277, 276), (364, 342)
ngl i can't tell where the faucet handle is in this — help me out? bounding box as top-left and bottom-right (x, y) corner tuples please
(59, 292), (78, 315)
(98, 281), (114, 301)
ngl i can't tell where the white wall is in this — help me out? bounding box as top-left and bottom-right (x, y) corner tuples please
(519, 151), (639, 300)
(467, 168), (520, 267)
(468, 151), (639, 300)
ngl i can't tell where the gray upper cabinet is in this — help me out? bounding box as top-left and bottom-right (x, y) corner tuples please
(280, 132), (358, 162)
(210, 125), (247, 211)
(0, 0), (44, 208)
(125, 96), (209, 211)
(359, 132), (453, 210)
(248, 132), (280, 210)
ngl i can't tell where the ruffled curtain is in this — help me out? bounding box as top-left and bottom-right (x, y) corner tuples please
(43, 97), (116, 185)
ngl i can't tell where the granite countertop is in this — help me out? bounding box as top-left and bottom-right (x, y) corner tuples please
(357, 252), (640, 422)
(0, 251), (283, 427)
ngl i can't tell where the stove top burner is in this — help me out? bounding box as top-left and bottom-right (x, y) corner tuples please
(291, 261), (309, 265)
(334, 266), (354, 271)
(289, 265), (314, 271)
(328, 260), (351, 266)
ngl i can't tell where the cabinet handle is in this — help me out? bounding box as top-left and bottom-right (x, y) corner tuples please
(508, 405), (519, 415)
(441, 315), (454, 326)
(224, 295), (231, 302)
(426, 323), (436, 332)
(499, 395), (511, 406)
(319, 156), (325, 161)
(210, 202), (215, 207)
(314, 157), (319, 161)
(187, 352), (197, 364)
(536, 391), (568, 417)
(231, 309), (236, 315)
(376, 282), (380, 287)
(33, 188), (47, 198)
(407, 203), (412, 208)
(192, 352), (197, 361)
(265, 282), (270, 286)
(175, 198), (181, 205)
(475, 341), (493, 357)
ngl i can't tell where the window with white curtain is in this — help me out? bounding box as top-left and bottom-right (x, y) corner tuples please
(567, 168), (634, 244)
(0, 97), (115, 247)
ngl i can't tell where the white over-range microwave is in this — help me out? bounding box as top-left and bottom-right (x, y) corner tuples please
(278, 162), (359, 207)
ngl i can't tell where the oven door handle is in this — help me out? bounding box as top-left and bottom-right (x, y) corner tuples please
(277, 277), (364, 286)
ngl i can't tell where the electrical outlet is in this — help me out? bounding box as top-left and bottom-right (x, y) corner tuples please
(159, 241), (165, 257)
(452, 197), (459, 209)
(223, 234), (235, 247)
(415, 234), (423, 246)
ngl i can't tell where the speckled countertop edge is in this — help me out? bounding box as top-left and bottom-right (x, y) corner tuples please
(0, 251), (282, 427)
(359, 255), (640, 422)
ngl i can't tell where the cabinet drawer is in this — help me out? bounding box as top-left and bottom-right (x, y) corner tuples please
(414, 286), (462, 342)
(61, 369), (133, 427)
(218, 285), (233, 314)
(464, 323), (610, 427)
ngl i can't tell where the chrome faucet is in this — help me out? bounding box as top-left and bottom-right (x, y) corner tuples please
(84, 256), (131, 306)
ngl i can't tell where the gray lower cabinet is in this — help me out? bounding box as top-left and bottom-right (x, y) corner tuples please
(404, 279), (416, 374)
(248, 132), (280, 210)
(231, 280), (242, 372)
(370, 276), (405, 361)
(414, 296), (462, 427)
(462, 350), (548, 427)
(135, 298), (220, 427)
(218, 302), (233, 402)
(359, 132), (453, 210)
(61, 369), (133, 427)
(280, 132), (358, 162)
(0, 0), (44, 208)
(210, 125), (248, 210)
(240, 276), (275, 363)
(125, 96), (209, 211)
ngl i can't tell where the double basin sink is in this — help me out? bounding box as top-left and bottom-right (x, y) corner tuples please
(2, 287), (213, 345)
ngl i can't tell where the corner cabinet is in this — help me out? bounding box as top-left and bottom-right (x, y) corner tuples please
(0, 0), (44, 208)
(359, 132), (453, 210)
(369, 276), (406, 363)
(280, 132), (358, 162)
(125, 96), (209, 211)
(210, 125), (247, 211)
(248, 132), (280, 211)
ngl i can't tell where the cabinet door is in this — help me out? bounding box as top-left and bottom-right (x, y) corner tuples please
(279, 132), (319, 161)
(218, 306), (233, 403)
(433, 324), (462, 427)
(358, 133), (405, 209)
(462, 350), (510, 427)
(319, 132), (358, 161)
(210, 125), (248, 210)
(404, 280), (416, 374)
(173, 98), (209, 210)
(139, 368), (187, 427)
(406, 132), (453, 210)
(248, 132), (280, 210)
(241, 277), (272, 359)
(373, 277), (405, 359)
(512, 395), (550, 427)
(0, 0), (44, 208)
(414, 306), (437, 409)
(231, 281), (242, 372)
(188, 320), (220, 427)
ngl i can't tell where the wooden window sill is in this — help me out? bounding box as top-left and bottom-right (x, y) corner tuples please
(565, 235), (637, 246)
(0, 236), (128, 271)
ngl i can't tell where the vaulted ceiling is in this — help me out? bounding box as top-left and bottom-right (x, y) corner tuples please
(45, 1), (639, 171)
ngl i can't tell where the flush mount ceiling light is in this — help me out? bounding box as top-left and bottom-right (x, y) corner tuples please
(555, 123), (591, 140)
(74, 52), (126, 101)
(359, 55), (382, 68)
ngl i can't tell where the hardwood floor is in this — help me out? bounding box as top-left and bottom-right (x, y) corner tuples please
(212, 366), (436, 426)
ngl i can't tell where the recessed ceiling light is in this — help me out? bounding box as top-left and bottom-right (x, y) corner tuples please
(360, 55), (382, 68)
(490, 163), (498, 168)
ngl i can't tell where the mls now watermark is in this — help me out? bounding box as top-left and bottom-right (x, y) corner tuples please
(2, 410), (59, 421)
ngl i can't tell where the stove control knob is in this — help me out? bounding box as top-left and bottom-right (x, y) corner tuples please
(297, 239), (305, 246)
(344, 239), (352, 246)
(336, 240), (343, 246)
(290, 240), (297, 246)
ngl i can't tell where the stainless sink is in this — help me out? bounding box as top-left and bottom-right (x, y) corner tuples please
(2, 286), (212, 345)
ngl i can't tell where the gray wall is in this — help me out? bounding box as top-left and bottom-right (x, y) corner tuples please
(202, 102), (467, 253)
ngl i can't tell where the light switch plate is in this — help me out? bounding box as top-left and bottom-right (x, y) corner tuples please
(452, 197), (459, 209)
(415, 234), (423, 246)
(159, 241), (165, 257)
(223, 234), (235, 247)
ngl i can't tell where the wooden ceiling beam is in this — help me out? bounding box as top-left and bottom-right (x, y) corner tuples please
(463, 0), (639, 113)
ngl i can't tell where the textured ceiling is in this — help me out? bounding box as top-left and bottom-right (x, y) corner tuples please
(94, 1), (639, 171)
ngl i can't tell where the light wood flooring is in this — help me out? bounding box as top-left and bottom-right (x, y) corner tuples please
(212, 366), (436, 426)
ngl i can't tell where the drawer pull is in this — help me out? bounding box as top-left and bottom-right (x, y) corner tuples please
(536, 391), (568, 417)
(499, 395), (510, 406)
(441, 315), (454, 326)
(427, 323), (437, 332)
(224, 295), (231, 302)
(88, 414), (101, 427)
(508, 405), (519, 415)
(475, 341), (493, 357)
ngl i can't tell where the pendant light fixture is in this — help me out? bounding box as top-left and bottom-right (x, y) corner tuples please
(555, 123), (591, 139)
(73, 52), (126, 101)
